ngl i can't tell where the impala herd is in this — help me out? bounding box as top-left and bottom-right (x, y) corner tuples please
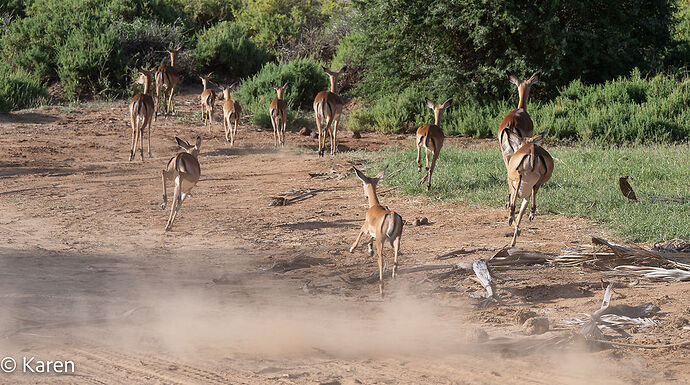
(128, 49), (552, 295)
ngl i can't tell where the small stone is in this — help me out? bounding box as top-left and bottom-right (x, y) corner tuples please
(413, 217), (429, 226)
(514, 309), (537, 325)
(299, 127), (311, 136)
(523, 317), (549, 335)
(351, 131), (361, 139)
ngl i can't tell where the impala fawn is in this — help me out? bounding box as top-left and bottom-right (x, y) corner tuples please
(161, 137), (202, 231)
(128, 69), (155, 161)
(416, 97), (453, 190)
(505, 130), (553, 247)
(349, 167), (404, 296)
(221, 83), (242, 146)
(269, 83), (289, 146)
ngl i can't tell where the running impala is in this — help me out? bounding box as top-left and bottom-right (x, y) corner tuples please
(415, 97), (453, 190)
(349, 167), (404, 297)
(160, 136), (202, 231)
(505, 130), (553, 247)
(128, 69), (155, 161)
(221, 83), (242, 146)
(199, 73), (216, 127)
(269, 83), (289, 147)
(155, 46), (182, 119)
(313, 66), (347, 156)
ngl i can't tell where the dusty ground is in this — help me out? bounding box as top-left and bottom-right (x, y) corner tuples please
(1, 89), (689, 384)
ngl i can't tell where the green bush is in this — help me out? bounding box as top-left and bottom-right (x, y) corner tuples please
(117, 18), (188, 77)
(0, 60), (46, 113)
(193, 21), (270, 78)
(233, 58), (329, 127)
(352, 0), (676, 102)
(177, 0), (241, 29)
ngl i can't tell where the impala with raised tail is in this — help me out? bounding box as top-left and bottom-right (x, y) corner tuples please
(416, 98), (453, 190)
(498, 69), (541, 168)
(128, 69), (155, 161)
(161, 136), (202, 231)
(505, 130), (553, 247)
(313, 66), (347, 156)
(269, 83), (289, 147)
(199, 73), (216, 128)
(222, 83), (242, 146)
(349, 167), (404, 296)
(155, 47), (182, 119)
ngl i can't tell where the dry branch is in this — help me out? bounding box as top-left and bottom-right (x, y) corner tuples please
(612, 266), (690, 281)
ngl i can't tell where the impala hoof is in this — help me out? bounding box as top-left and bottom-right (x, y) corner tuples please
(349, 247), (355, 253)
(508, 217), (514, 226)
(529, 213), (535, 221)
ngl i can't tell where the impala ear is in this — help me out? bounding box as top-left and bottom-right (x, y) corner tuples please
(507, 72), (521, 86)
(175, 137), (191, 150)
(425, 98), (435, 110)
(441, 97), (454, 110)
(506, 129), (523, 149)
(528, 69), (542, 85)
(282, 82), (290, 89)
(374, 167), (387, 180)
(339, 65), (348, 73)
(195, 136), (202, 149)
(353, 167), (368, 183)
(528, 130), (547, 144)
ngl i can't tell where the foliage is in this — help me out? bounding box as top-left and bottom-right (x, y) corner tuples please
(117, 18), (189, 76)
(0, 60), (46, 113)
(192, 21), (270, 79)
(232, 58), (329, 127)
(373, 144), (690, 242)
(352, 0), (676, 102)
(178, 0), (242, 29)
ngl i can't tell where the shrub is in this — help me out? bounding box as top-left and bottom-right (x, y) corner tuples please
(232, 58), (329, 127)
(192, 21), (270, 79)
(0, 60), (46, 113)
(117, 18), (189, 77)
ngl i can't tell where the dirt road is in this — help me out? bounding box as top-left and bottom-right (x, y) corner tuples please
(1, 91), (688, 384)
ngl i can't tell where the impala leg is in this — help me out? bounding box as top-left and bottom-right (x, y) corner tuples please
(168, 87), (176, 115)
(331, 119), (340, 155)
(416, 143), (422, 171)
(420, 148), (430, 185)
(224, 116), (229, 142)
(376, 238), (385, 297)
(160, 170), (169, 209)
(233, 118), (238, 144)
(129, 113), (137, 161)
(281, 116), (287, 146)
(509, 175), (522, 225)
(426, 150), (440, 191)
(367, 238), (374, 257)
(349, 224), (367, 253)
(145, 115), (152, 158)
(165, 180), (182, 231)
(315, 112), (323, 156)
(323, 117), (333, 156)
(510, 198), (530, 247)
(392, 236), (400, 279)
(138, 122), (144, 162)
(530, 185), (540, 221)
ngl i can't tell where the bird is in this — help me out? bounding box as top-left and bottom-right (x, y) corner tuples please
(619, 176), (637, 202)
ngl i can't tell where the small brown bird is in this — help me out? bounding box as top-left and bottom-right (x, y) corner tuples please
(619, 176), (637, 202)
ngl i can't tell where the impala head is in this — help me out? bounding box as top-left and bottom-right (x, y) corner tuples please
(135, 68), (155, 85)
(353, 167), (386, 201)
(273, 82), (289, 99)
(199, 72), (213, 88)
(425, 97), (453, 125)
(323, 66), (347, 92)
(167, 46), (182, 62)
(507, 69), (541, 109)
(221, 82), (238, 99)
(175, 136), (202, 158)
(506, 129), (547, 150)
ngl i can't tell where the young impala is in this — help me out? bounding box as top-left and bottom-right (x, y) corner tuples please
(498, 69), (541, 206)
(128, 69), (155, 161)
(269, 83), (289, 147)
(505, 130), (553, 247)
(199, 73), (216, 127)
(221, 83), (242, 146)
(313, 66), (347, 156)
(161, 136), (202, 231)
(416, 98), (453, 190)
(349, 167), (404, 297)
(155, 46), (182, 119)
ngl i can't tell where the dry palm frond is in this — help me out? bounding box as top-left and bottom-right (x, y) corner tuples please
(653, 239), (690, 253)
(561, 314), (659, 330)
(612, 266), (690, 281)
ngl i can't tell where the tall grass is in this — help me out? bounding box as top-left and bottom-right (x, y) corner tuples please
(373, 143), (690, 243)
(351, 70), (690, 143)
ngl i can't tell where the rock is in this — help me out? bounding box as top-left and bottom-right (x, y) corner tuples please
(523, 317), (549, 335)
(514, 309), (537, 325)
(462, 326), (489, 343)
(299, 127), (311, 136)
(413, 217), (429, 226)
(351, 131), (361, 139)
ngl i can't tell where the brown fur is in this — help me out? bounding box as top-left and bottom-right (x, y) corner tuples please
(313, 66), (347, 156)
(128, 70), (155, 161)
(161, 136), (202, 231)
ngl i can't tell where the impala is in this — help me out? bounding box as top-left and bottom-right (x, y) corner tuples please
(161, 136), (202, 231)
(505, 130), (553, 247)
(200, 73), (216, 127)
(416, 98), (453, 190)
(313, 66), (347, 156)
(221, 83), (242, 146)
(155, 46), (182, 119)
(128, 69), (155, 161)
(269, 83), (289, 147)
(349, 167), (404, 296)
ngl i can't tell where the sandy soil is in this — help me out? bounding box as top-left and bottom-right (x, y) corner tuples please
(1, 89), (689, 384)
